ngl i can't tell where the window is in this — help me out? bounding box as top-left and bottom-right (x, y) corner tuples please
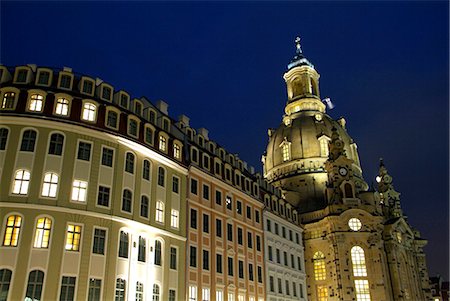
(140, 196), (149, 218)
(282, 226), (286, 238)
(320, 138), (329, 157)
(152, 284), (160, 301)
(276, 249), (280, 263)
(101, 147), (114, 167)
(203, 155), (209, 169)
(215, 190), (222, 205)
(65, 224), (82, 251)
(171, 209), (179, 228)
(0, 269), (12, 300)
(190, 179), (198, 195)
(145, 127), (154, 145)
(3, 215), (22, 246)
(20, 129), (37, 152)
(216, 290), (223, 301)
(0, 128), (8, 150)
(351, 246), (368, 277)
(169, 289), (176, 301)
(256, 235), (261, 251)
(203, 214), (209, 233)
(122, 190), (132, 212)
(13, 169), (31, 195)
(1, 92), (15, 109)
(82, 80), (93, 94)
(247, 232), (253, 248)
(136, 282), (144, 301)
(157, 167), (165, 187)
(282, 143), (290, 161)
(77, 141), (91, 161)
(191, 148), (198, 163)
(155, 201), (164, 223)
(227, 257), (233, 276)
(154, 240), (162, 265)
(29, 94), (44, 112)
(278, 278), (282, 293)
(115, 278), (126, 301)
(159, 135), (166, 152)
(216, 219), (222, 237)
(118, 231), (129, 258)
(138, 236), (146, 262)
(236, 200), (242, 214)
(170, 247), (177, 269)
(189, 285), (197, 301)
(349, 218), (362, 231)
(227, 223), (233, 241)
(268, 246), (273, 261)
(296, 233), (300, 244)
(226, 196), (232, 210)
(71, 180), (87, 202)
(37, 71), (50, 85)
(203, 250), (209, 270)
(216, 253), (223, 273)
(59, 74), (72, 89)
(60, 276), (76, 301)
(190, 245), (197, 267)
(238, 260), (244, 278)
(162, 119), (170, 131)
(248, 263), (254, 281)
(34, 217), (52, 248)
(92, 228), (106, 255)
(42, 172), (59, 197)
(97, 186), (110, 207)
(286, 280), (290, 295)
(289, 229), (293, 241)
(275, 223), (279, 235)
(266, 219), (271, 231)
(284, 251), (288, 266)
(317, 286), (328, 301)
(172, 176), (179, 193)
(106, 110), (118, 128)
(82, 102), (97, 121)
(354, 280), (371, 301)
(291, 254), (295, 268)
(269, 276), (274, 292)
(88, 278), (102, 301)
(314, 251), (326, 280)
(120, 94), (129, 108)
(55, 98), (70, 116)
(173, 144), (181, 159)
(246, 206), (251, 219)
(293, 282), (297, 297)
(237, 229), (243, 245)
(257, 266), (262, 283)
(125, 153), (134, 174)
(202, 185), (210, 200)
(102, 86), (112, 101)
(202, 288), (210, 301)
(49, 133), (64, 155)
(26, 270), (44, 301)
(143, 160), (151, 180)
(128, 119), (138, 137)
(298, 256), (302, 270)
(190, 209), (197, 229)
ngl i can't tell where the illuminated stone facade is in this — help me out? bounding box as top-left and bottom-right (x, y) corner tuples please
(263, 40), (432, 301)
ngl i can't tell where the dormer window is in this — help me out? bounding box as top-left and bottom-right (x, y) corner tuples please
(101, 85), (112, 101)
(59, 74), (73, 89)
(128, 118), (138, 137)
(28, 94), (44, 112)
(36, 70), (51, 86)
(1, 92), (16, 110)
(81, 79), (94, 95)
(16, 69), (28, 83)
(82, 102), (97, 122)
(198, 136), (204, 147)
(173, 143), (181, 160)
(159, 135), (167, 152)
(55, 97), (70, 116)
(106, 109), (119, 129)
(162, 118), (170, 132)
(120, 93), (129, 109)
(280, 138), (291, 162)
(134, 101), (142, 116)
(149, 110), (156, 124)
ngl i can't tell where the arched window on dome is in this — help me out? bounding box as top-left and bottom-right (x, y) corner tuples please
(280, 138), (291, 162)
(310, 79), (318, 96)
(344, 183), (354, 198)
(318, 136), (330, 157)
(313, 251), (326, 281)
(351, 246), (371, 301)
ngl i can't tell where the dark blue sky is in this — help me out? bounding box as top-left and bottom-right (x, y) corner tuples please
(2, 1), (448, 278)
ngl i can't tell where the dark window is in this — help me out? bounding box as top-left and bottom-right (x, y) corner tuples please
(289, 230), (293, 241)
(82, 80), (93, 94)
(172, 177), (179, 193)
(88, 278), (101, 301)
(256, 235), (261, 251)
(226, 196), (232, 210)
(154, 240), (162, 265)
(97, 186), (110, 207)
(296, 233), (300, 244)
(269, 276), (274, 292)
(134, 102), (142, 115)
(77, 142), (91, 161)
(163, 119), (169, 131)
(286, 280), (290, 295)
(190, 179), (198, 195)
(268, 246), (273, 261)
(297, 256), (302, 270)
(247, 232), (253, 248)
(282, 226), (286, 238)
(60, 75), (72, 88)
(215, 190), (222, 205)
(276, 249), (281, 264)
(266, 219), (271, 232)
(237, 228), (243, 245)
(227, 223), (233, 241)
(26, 270), (44, 301)
(38, 71), (50, 85)
(215, 162), (221, 174)
(170, 247), (177, 270)
(190, 246), (197, 267)
(202, 250), (209, 270)
(106, 111), (118, 128)
(114, 278), (126, 301)
(203, 155), (209, 169)
(17, 70), (28, 82)
(128, 119), (138, 136)
(102, 87), (111, 100)
(122, 190), (132, 213)
(203, 214), (209, 233)
(248, 263), (254, 281)
(143, 160), (150, 180)
(216, 219), (222, 237)
(120, 94), (128, 108)
(157, 167), (165, 187)
(190, 209), (197, 229)
(60, 276), (76, 301)
(118, 231), (129, 258)
(284, 251), (288, 266)
(92, 228), (106, 255)
(191, 148), (198, 162)
(255, 210), (260, 223)
(140, 196), (149, 218)
(278, 278), (282, 293)
(0, 128), (8, 150)
(20, 130), (37, 152)
(138, 236), (146, 262)
(227, 257), (233, 276)
(275, 223), (279, 235)
(48, 133), (64, 155)
(246, 206), (251, 219)
(149, 110), (156, 123)
(216, 254), (222, 273)
(101, 148), (114, 167)
(291, 254), (295, 269)
(344, 183), (353, 198)
(125, 153), (134, 173)
(202, 185), (209, 200)
(238, 260), (244, 278)
(0, 269), (12, 300)
(145, 127), (153, 144)
(236, 200), (242, 215)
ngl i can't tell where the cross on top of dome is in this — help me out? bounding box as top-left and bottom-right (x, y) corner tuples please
(295, 36), (302, 54)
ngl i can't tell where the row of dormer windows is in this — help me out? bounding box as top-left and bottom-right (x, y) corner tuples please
(264, 194), (299, 224)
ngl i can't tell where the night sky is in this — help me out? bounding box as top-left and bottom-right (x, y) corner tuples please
(2, 2), (448, 279)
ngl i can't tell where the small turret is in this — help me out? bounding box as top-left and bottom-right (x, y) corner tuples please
(376, 158), (403, 217)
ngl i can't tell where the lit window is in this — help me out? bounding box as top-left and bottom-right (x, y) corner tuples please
(106, 110), (118, 129)
(313, 251), (326, 281)
(202, 288), (210, 301)
(189, 285), (197, 301)
(348, 218), (362, 231)
(34, 217), (52, 248)
(13, 169), (31, 195)
(82, 102), (96, 121)
(154, 240), (162, 265)
(282, 143), (290, 161)
(1, 92), (15, 109)
(317, 285), (328, 301)
(29, 94), (44, 112)
(65, 224), (82, 251)
(351, 246), (367, 277)
(20, 129), (37, 152)
(354, 280), (371, 301)
(159, 136), (166, 152)
(136, 282), (144, 301)
(173, 144), (181, 159)
(171, 209), (179, 229)
(55, 98), (69, 116)
(48, 133), (64, 155)
(26, 270), (44, 301)
(2, 215), (22, 246)
(155, 201), (164, 223)
(115, 278), (126, 301)
(320, 139), (329, 157)
(71, 180), (88, 202)
(41, 172), (59, 197)
(216, 291), (223, 301)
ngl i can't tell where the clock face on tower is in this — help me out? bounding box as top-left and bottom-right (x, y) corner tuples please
(339, 167), (348, 176)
